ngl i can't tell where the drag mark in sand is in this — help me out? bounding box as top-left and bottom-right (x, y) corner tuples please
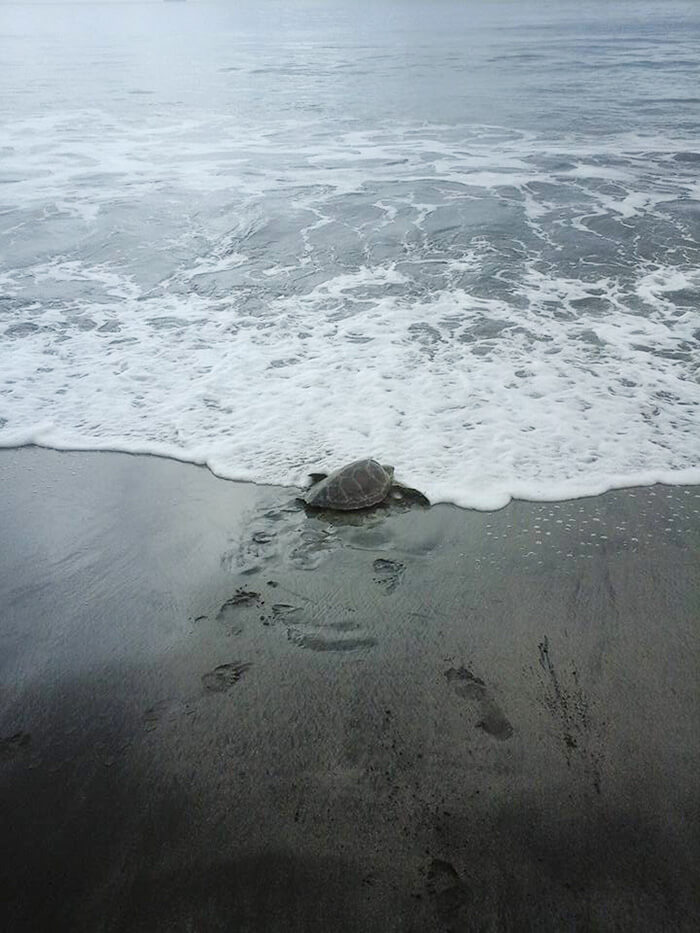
(444, 667), (513, 740)
(254, 580), (376, 652)
(536, 636), (603, 792)
(372, 557), (406, 593)
(287, 623), (377, 653)
(201, 661), (252, 693)
(141, 698), (196, 733)
(217, 588), (263, 612)
(537, 636), (588, 751)
(270, 603), (301, 618)
(231, 503), (342, 574)
(425, 858), (471, 930)
(263, 602), (302, 627)
(142, 701), (170, 733)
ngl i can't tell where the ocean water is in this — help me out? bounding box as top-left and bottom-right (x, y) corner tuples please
(1, 0), (699, 509)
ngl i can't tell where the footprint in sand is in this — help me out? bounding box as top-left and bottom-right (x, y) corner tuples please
(425, 858), (471, 929)
(372, 557), (405, 593)
(445, 667), (513, 740)
(216, 589), (264, 634)
(201, 661), (252, 693)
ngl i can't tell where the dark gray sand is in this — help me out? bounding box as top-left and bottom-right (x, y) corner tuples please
(1, 447), (698, 932)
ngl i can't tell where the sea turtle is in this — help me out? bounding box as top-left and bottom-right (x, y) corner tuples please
(301, 458), (429, 511)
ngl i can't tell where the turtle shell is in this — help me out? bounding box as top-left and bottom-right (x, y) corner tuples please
(304, 459), (394, 511)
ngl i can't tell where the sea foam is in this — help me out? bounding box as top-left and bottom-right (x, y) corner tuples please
(1, 114), (699, 509)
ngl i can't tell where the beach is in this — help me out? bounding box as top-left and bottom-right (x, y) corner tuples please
(2, 1), (699, 929)
(0, 446), (697, 931)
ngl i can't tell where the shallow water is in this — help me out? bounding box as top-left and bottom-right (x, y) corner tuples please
(1, 0), (699, 507)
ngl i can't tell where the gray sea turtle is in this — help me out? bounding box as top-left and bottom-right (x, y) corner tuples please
(301, 458), (429, 511)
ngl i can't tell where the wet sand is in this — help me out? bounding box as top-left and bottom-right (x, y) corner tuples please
(1, 447), (698, 932)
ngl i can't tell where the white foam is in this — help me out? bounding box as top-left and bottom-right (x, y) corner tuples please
(1, 117), (699, 509)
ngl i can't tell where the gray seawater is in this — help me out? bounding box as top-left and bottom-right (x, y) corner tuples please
(1, 0), (699, 506)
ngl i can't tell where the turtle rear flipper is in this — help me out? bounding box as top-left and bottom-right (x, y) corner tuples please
(391, 483), (430, 507)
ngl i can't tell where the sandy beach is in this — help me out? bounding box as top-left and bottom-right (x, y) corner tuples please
(0, 446), (698, 931)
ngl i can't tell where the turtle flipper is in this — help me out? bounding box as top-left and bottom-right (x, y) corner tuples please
(307, 472), (328, 486)
(391, 483), (430, 507)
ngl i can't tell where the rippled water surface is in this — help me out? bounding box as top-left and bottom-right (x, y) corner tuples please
(1, 0), (699, 506)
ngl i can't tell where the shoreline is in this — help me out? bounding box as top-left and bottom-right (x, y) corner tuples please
(1, 440), (699, 512)
(1, 447), (698, 931)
